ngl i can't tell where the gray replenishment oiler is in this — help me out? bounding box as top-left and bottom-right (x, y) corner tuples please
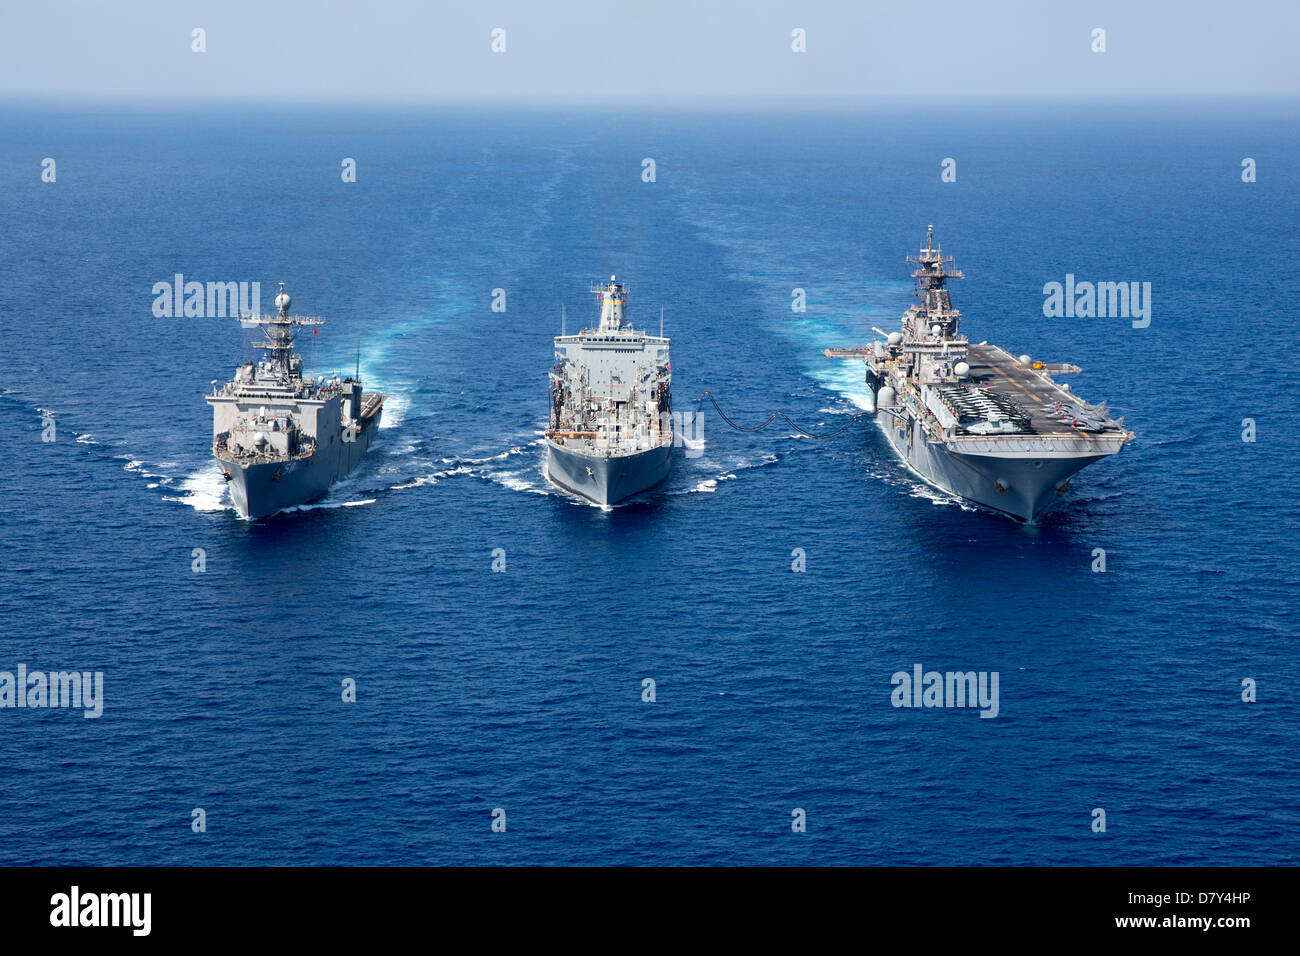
(545, 276), (672, 506)
(826, 227), (1133, 522)
(206, 283), (385, 519)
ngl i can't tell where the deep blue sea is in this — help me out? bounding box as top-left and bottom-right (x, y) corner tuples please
(0, 101), (1296, 865)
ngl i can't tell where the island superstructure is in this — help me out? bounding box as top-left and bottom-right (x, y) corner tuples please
(206, 282), (384, 519)
(545, 276), (672, 506)
(825, 227), (1132, 522)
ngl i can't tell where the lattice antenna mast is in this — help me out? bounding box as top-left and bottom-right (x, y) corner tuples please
(906, 225), (965, 339)
(241, 282), (324, 380)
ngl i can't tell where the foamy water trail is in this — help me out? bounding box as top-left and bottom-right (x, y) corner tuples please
(376, 390), (409, 429)
(285, 497), (377, 513)
(671, 453), (777, 497)
(807, 363), (877, 413)
(484, 469), (550, 495)
(163, 469), (231, 513)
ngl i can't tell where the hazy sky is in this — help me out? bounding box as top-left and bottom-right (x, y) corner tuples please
(1, 0), (1296, 103)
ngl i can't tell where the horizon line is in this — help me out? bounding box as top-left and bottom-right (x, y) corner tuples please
(4, 91), (1299, 111)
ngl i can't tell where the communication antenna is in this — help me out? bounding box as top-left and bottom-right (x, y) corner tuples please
(562, 304), (566, 336)
(660, 306), (664, 338)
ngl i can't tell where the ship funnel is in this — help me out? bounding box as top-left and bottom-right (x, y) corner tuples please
(596, 275), (627, 331)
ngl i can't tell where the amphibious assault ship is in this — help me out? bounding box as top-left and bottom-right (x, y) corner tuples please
(826, 228), (1132, 522)
(206, 283), (384, 519)
(545, 276), (672, 506)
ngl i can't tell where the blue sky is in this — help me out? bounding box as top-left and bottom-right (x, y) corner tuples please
(1, 0), (1296, 103)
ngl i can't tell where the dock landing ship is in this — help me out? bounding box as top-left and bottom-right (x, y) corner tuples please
(826, 227), (1132, 523)
(545, 276), (672, 506)
(206, 283), (384, 519)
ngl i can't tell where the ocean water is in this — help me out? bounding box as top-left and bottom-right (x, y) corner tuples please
(0, 101), (1296, 866)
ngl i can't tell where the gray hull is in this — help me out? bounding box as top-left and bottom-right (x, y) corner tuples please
(878, 408), (1101, 523)
(546, 440), (671, 506)
(218, 409), (382, 520)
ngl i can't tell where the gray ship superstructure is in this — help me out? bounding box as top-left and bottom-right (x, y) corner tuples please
(545, 276), (672, 506)
(826, 228), (1132, 522)
(206, 283), (384, 519)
